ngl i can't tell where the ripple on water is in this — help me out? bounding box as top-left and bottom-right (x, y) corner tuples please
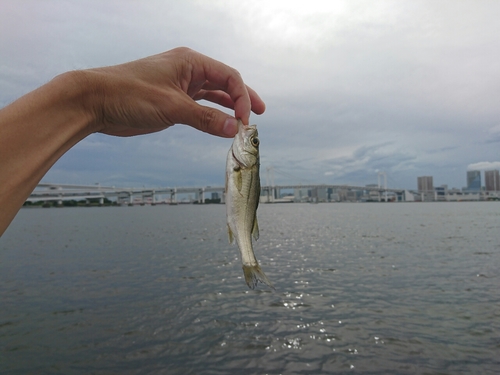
(1, 204), (499, 374)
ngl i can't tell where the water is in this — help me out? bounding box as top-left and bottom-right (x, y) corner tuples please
(1, 203), (499, 374)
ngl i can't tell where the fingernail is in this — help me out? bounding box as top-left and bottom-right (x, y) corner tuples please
(223, 118), (238, 137)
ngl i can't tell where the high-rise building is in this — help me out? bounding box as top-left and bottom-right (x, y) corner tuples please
(467, 170), (481, 191)
(417, 176), (433, 192)
(485, 170), (500, 191)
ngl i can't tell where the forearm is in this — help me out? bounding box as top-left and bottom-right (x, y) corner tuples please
(0, 71), (94, 235)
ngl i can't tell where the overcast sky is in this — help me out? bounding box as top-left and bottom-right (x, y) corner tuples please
(1, 0), (499, 190)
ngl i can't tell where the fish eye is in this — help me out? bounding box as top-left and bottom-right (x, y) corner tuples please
(251, 137), (259, 147)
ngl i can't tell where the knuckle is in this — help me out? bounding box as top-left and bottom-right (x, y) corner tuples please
(172, 46), (192, 55)
(231, 67), (242, 78)
(227, 67), (242, 83)
(200, 109), (218, 133)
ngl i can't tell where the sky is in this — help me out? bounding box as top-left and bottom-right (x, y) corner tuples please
(1, 0), (499, 190)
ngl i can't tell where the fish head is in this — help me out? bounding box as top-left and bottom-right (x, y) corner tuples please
(232, 120), (259, 168)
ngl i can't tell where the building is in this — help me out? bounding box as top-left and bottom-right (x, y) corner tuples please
(435, 185), (448, 201)
(417, 176), (434, 192)
(310, 187), (328, 202)
(293, 188), (309, 202)
(485, 170), (500, 191)
(466, 170), (481, 191)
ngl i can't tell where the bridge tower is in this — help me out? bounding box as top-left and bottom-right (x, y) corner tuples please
(378, 171), (388, 202)
(170, 188), (177, 204)
(266, 166), (275, 202)
(198, 188), (205, 204)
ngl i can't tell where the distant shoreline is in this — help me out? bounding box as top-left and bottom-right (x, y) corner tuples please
(22, 200), (498, 209)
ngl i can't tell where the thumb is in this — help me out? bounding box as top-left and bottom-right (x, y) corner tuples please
(176, 98), (238, 138)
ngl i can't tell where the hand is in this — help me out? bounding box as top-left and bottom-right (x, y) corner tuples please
(84, 47), (266, 138)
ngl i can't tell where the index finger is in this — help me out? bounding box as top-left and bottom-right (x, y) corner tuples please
(194, 83), (266, 118)
(188, 50), (265, 124)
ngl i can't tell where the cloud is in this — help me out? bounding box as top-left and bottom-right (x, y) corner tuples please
(318, 143), (417, 184)
(467, 161), (500, 172)
(2, 1), (500, 190)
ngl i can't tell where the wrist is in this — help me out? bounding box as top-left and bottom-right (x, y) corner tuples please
(52, 70), (101, 135)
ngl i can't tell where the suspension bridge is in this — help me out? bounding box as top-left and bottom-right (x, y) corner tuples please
(27, 181), (412, 205)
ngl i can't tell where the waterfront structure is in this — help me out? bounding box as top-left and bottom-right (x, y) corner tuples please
(28, 177), (498, 206)
(435, 185), (448, 201)
(467, 170), (481, 191)
(417, 176), (434, 192)
(446, 192), (481, 201)
(30, 183), (409, 205)
(485, 170), (500, 192)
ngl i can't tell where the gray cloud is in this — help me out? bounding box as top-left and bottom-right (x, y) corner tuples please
(1, 0), (499, 190)
(467, 161), (500, 171)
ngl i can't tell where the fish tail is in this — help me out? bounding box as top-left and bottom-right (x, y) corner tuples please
(242, 264), (275, 290)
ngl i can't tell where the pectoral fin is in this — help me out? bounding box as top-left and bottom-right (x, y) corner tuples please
(227, 224), (234, 244)
(252, 215), (259, 241)
(232, 169), (242, 193)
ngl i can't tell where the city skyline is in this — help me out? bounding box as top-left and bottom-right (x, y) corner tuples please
(418, 168), (500, 192)
(31, 165), (500, 193)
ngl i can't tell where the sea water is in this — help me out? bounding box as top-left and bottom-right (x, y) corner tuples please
(1, 203), (499, 374)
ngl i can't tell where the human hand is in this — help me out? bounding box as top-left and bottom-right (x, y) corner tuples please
(84, 47), (266, 138)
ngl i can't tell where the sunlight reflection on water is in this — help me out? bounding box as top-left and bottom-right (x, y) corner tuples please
(1, 203), (499, 374)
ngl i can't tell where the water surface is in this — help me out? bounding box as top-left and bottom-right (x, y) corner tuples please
(1, 203), (499, 374)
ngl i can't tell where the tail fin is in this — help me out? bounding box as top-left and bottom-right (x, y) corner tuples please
(242, 264), (275, 290)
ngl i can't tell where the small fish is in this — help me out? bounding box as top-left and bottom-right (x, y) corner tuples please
(225, 120), (274, 290)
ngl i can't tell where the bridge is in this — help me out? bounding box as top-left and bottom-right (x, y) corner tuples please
(28, 184), (226, 205)
(28, 183), (413, 205)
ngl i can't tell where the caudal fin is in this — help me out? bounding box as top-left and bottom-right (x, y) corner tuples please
(242, 264), (275, 290)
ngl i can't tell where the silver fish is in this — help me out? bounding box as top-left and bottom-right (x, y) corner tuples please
(225, 120), (274, 289)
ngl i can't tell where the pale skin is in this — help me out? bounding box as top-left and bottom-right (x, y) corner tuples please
(0, 47), (266, 236)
